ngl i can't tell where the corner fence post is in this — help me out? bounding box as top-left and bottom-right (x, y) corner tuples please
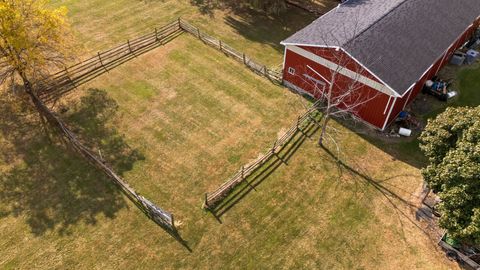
(177, 17), (181, 29)
(204, 193), (209, 209)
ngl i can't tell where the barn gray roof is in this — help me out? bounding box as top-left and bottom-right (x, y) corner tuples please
(282, 0), (480, 96)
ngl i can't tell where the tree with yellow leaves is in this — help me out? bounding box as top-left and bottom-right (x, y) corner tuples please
(0, 0), (73, 98)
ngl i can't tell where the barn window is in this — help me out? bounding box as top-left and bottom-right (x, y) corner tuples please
(288, 67), (296, 75)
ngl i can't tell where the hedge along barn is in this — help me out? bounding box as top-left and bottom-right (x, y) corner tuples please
(281, 0), (480, 130)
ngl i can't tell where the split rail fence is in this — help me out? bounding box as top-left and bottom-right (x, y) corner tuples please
(38, 19), (283, 103)
(37, 20), (183, 103)
(29, 92), (176, 230)
(178, 19), (283, 83)
(32, 17), (292, 225)
(203, 101), (322, 209)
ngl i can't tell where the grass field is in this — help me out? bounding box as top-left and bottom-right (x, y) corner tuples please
(0, 0), (463, 269)
(51, 0), (322, 67)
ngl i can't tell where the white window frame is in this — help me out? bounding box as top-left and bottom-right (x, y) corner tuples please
(288, 67), (296, 75)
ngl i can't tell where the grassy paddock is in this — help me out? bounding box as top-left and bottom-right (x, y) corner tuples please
(51, 0), (318, 66)
(1, 32), (456, 269)
(0, 1), (460, 269)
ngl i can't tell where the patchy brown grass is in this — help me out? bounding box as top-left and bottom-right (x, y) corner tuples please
(0, 1), (459, 269)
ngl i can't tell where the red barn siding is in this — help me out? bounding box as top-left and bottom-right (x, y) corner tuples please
(283, 16), (480, 130)
(299, 46), (383, 83)
(283, 47), (390, 129)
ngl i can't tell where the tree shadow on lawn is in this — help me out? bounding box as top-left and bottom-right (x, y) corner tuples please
(320, 145), (439, 246)
(0, 89), (144, 236)
(190, 1), (317, 55)
(336, 63), (480, 170)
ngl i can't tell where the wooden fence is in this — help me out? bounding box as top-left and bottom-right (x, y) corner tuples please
(178, 19), (283, 83)
(37, 20), (183, 103)
(203, 101), (322, 209)
(29, 90), (176, 230)
(37, 18), (284, 103)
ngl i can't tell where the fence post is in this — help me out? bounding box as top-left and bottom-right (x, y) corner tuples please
(219, 40), (223, 51)
(197, 28), (201, 39)
(177, 17), (181, 29)
(263, 65), (268, 76)
(64, 66), (78, 90)
(243, 53), (247, 65)
(272, 141), (277, 154)
(241, 166), (245, 180)
(97, 52), (108, 72)
(204, 193), (209, 209)
(127, 39), (133, 53)
(155, 27), (159, 41)
(296, 116), (301, 129)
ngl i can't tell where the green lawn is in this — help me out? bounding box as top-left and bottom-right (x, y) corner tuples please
(0, 1), (460, 269)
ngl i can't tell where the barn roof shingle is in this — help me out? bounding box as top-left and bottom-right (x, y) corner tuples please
(282, 0), (480, 96)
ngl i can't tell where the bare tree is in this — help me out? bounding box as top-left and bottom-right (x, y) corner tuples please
(291, 50), (381, 148)
(287, 11), (385, 149)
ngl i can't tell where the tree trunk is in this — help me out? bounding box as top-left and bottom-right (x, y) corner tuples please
(21, 75), (53, 140)
(318, 116), (330, 146)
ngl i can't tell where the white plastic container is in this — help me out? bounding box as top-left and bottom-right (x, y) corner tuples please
(399, 127), (412, 137)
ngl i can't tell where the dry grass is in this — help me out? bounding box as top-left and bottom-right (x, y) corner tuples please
(0, 1), (460, 269)
(52, 0), (319, 66)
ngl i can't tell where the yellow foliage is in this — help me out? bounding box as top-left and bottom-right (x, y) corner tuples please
(0, 0), (73, 86)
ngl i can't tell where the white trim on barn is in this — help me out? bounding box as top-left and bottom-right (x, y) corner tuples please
(340, 48), (400, 98)
(383, 96), (392, 115)
(287, 45), (398, 97)
(283, 80), (384, 131)
(382, 97), (397, 131)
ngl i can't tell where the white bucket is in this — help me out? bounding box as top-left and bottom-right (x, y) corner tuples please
(399, 127), (412, 137)
(447, 91), (458, 99)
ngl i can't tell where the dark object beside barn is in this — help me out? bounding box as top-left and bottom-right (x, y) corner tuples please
(281, 0), (480, 130)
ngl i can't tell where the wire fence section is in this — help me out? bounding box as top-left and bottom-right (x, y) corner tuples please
(37, 20), (183, 103)
(178, 19), (283, 83)
(30, 92), (176, 231)
(203, 102), (322, 209)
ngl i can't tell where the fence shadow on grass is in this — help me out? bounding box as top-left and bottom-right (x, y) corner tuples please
(209, 116), (321, 220)
(50, 89), (191, 250)
(0, 90), (143, 236)
(39, 22), (183, 103)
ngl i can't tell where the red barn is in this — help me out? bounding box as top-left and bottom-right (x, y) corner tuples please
(281, 0), (480, 130)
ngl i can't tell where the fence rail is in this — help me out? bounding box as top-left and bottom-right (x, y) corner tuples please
(37, 20), (183, 103)
(204, 101), (322, 209)
(179, 19), (283, 83)
(29, 91), (176, 230)
(37, 18), (284, 103)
